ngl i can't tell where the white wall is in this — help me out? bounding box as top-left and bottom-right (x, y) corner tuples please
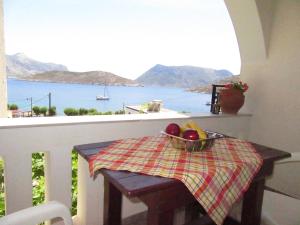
(242, 0), (300, 153)
(227, 0), (300, 153)
(225, 1), (300, 224)
(0, 0), (7, 117)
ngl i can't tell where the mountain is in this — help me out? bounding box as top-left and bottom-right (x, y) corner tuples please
(6, 53), (139, 86)
(26, 71), (140, 86)
(136, 64), (232, 88)
(6, 53), (68, 77)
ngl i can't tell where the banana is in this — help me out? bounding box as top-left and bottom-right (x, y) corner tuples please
(186, 120), (208, 150)
(180, 124), (189, 136)
(181, 121), (208, 150)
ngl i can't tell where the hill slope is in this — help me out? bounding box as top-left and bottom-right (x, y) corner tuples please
(136, 64), (232, 88)
(6, 53), (68, 77)
(27, 71), (140, 86)
(188, 75), (241, 93)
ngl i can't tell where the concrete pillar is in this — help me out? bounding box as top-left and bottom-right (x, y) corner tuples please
(0, 0), (8, 117)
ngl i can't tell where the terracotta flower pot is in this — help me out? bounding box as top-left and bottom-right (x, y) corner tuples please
(219, 89), (245, 114)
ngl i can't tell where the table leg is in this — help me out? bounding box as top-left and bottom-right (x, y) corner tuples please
(103, 179), (122, 225)
(241, 179), (265, 225)
(147, 208), (174, 225)
(185, 201), (208, 222)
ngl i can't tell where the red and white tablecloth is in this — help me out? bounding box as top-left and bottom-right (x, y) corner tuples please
(89, 136), (263, 225)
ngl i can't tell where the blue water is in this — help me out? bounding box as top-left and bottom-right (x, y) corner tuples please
(7, 79), (211, 115)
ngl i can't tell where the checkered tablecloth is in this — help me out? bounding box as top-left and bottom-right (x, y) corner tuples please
(89, 136), (263, 225)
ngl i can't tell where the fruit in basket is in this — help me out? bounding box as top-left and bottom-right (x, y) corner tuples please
(182, 129), (199, 140)
(185, 120), (207, 140)
(165, 123), (181, 136)
(180, 124), (189, 135)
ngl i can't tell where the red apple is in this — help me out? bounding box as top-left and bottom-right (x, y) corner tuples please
(182, 129), (199, 140)
(165, 123), (181, 136)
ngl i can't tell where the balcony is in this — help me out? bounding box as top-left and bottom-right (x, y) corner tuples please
(0, 0), (299, 224)
(0, 113), (251, 225)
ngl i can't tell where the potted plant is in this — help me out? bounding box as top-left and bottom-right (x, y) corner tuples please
(219, 81), (249, 114)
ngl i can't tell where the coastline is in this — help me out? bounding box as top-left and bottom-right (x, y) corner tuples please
(187, 75), (241, 94)
(7, 78), (212, 116)
(8, 77), (143, 87)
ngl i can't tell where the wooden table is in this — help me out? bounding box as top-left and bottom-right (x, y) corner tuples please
(74, 140), (290, 225)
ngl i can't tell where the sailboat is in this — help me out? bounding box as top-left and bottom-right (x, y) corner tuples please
(96, 83), (110, 100)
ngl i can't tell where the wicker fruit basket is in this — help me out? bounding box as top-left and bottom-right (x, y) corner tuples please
(161, 131), (224, 152)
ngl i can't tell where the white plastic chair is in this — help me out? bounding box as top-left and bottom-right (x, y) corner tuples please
(0, 201), (73, 225)
(264, 152), (300, 199)
(230, 152), (300, 225)
(261, 152), (300, 225)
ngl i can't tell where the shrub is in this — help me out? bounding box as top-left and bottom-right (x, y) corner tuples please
(88, 108), (97, 114)
(32, 106), (41, 116)
(64, 108), (125, 116)
(9, 104), (18, 110)
(79, 108), (88, 115)
(32, 153), (45, 206)
(40, 107), (48, 116)
(103, 111), (112, 115)
(88, 111), (99, 115)
(115, 110), (125, 115)
(71, 151), (78, 215)
(64, 108), (79, 116)
(87, 108), (99, 115)
(49, 106), (56, 116)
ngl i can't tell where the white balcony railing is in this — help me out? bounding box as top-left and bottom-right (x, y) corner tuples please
(0, 113), (251, 225)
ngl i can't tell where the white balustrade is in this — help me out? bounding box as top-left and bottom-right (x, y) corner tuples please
(0, 113), (251, 225)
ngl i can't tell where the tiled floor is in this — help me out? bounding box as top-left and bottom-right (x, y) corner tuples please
(123, 211), (147, 225)
(122, 212), (240, 225)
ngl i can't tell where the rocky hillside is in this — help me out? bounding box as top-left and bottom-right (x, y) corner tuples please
(6, 53), (139, 86)
(188, 75), (241, 93)
(27, 71), (140, 86)
(136, 64), (232, 88)
(6, 53), (68, 77)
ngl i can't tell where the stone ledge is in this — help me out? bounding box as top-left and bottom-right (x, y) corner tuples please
(0, 113), (252, 129)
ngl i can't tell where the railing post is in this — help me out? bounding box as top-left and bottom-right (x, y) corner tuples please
(4, 152), (32, 214)
(77, 155), (102, 225)
(44, 148), (72, 225)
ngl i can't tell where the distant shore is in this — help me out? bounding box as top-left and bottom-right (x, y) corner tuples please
(187, 75), (240, 94)
(187, 86), (212, 94)
(8, 77), (143, 87)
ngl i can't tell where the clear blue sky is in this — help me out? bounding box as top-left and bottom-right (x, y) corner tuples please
(3, 0), (240, 79)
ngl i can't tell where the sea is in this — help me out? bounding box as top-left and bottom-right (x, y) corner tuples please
(7, 79), (211, 116)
